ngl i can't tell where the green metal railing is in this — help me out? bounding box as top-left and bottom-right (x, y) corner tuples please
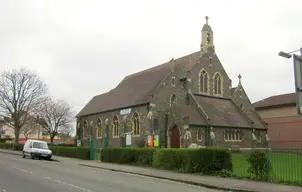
(232, 149), (302, 185)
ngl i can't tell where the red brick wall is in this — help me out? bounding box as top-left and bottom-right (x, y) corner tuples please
(265, 116), (302, 149)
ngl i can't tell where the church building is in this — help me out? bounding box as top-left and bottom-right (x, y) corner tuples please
(76, 17), (268, 149)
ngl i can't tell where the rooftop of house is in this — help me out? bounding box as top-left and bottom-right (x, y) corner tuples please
(253, 92), (296, 109)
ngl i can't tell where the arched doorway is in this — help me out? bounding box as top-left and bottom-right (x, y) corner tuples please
(168, 124), (180, 148)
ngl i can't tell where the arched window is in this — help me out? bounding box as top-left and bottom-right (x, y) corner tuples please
(83, 120), (88, 139)
(113, 115), (119, 137)
(186, 93), (190, 105)
(207, 32), (211, 43)
(170, 94), (176, 106)
(197, 128), (203, 141)
(199, 69), (209, 94)
(132, 112), (140, 136)
(96, 118), (102, 138)
(224, 129), (229, 141)
(213, 73), (223, 95)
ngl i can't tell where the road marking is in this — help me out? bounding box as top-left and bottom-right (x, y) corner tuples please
(45, 177), (93, 192)
(11, 165), (32, 174)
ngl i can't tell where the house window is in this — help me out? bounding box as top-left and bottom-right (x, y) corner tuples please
(213, 73), (223, 96)
(132, 112), (140, 136)
(197, 128), (203, 141)
(96, 118), (102, 138)
(170, 94), (176, 106)
(113, 115), (119, 137)
(199, 69), (209, 94)
(171, 76), (176, 86)
(224, 129), (242, 141)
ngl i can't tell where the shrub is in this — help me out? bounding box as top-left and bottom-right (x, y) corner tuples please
(152, 147), (232, 175)
(101, 148), (156, 166)
(247, 150), (272, 180)
(0, 138), (13, 143)
(49, 146), (90, 160)
(0, 143), (23, 151)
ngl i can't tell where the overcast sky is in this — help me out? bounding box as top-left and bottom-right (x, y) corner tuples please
(1, 0), (301, 114)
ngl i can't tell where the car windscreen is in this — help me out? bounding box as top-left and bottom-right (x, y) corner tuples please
(33, 142), (49, 149)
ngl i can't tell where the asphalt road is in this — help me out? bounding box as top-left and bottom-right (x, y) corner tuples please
(0, 153), (223, 192)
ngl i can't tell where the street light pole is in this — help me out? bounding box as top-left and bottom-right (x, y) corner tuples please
(279, 47), (302, 115)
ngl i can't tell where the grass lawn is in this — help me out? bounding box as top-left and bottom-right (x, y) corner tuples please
(232, 152), (302, 184)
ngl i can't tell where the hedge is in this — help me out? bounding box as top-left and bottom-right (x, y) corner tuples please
(152, 147), (232, 174)
(49, 146), (89, 160)
(0, 143), (89, 160)
(0, 143), (23, 151)
(101, 148), (156, 166)
(100, 147), (232, 175)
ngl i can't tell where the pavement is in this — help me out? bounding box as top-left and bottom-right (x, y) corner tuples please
(0, 150), (222, 192)
(0, 149), (301, 192)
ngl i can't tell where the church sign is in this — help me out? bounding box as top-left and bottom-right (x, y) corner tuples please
(120, 108), (131, 115)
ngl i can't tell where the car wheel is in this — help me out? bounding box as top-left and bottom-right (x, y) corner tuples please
(30, 153), (34, 159)
(22, 151), (26, 158)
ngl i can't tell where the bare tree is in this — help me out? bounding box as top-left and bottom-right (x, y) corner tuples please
(20, 116), (41, 139)
(36, 97), (74, 145)
(0, 68), (47, 144)
(58, 124), (74, 142)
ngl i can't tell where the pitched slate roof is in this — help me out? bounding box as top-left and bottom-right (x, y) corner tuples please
(180, 105), (207, 125)
(194, 95), (254, 128)
(76, 51), (201, 117)
(253, 93), (296, 109)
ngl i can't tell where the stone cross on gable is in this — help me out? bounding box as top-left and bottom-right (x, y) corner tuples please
(238, 74), (242, 80)
(238, 74), (242, 85)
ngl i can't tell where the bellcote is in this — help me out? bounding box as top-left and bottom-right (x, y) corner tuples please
(200, 16), (215, 54)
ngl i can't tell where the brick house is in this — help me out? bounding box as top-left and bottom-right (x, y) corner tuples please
(253, 93), (302, 149)
(76, 17), (268, 149)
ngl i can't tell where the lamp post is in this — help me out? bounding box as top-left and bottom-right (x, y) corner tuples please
(278, 48), (302, 115)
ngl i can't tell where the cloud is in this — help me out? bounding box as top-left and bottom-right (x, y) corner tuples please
(0, 0), (301, 116)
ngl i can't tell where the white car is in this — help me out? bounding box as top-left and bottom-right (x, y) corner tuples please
(23, 139), (52, 160)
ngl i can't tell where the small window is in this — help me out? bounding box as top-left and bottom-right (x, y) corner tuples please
(186, 94), (190, 105)
(207, 33), (211, 43)
(170, 94), (176, 106)
(171, 76), (176, 86)
(209, 57), (212, 64)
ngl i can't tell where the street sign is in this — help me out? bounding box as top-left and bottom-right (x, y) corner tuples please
(293, 54), (302, 114)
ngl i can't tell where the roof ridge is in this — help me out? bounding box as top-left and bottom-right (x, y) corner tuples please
(124, 51), (200, 79)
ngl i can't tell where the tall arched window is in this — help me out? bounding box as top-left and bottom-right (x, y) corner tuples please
(83, 120), (88, 139)
(199, 69), (209, 94)
(170, 94), (176, 106)
(113, 115), (119, 137)
(213, 72), (223, 95)
(197, 128), (203, 141)
(96, 118), (102, 138)
(132, 112), (140, 136)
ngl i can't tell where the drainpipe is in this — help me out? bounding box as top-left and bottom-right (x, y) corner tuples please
(164, 113), (168, 148)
